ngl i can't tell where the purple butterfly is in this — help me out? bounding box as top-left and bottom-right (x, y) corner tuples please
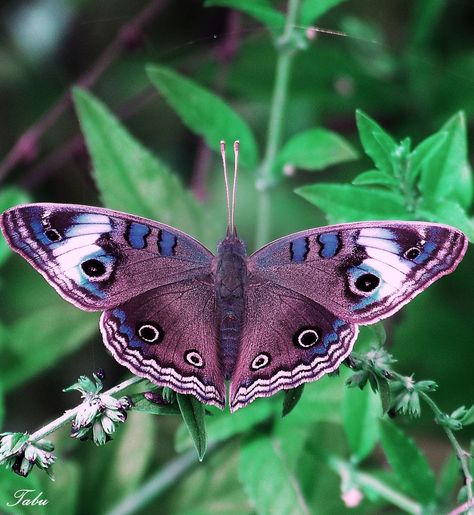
(0, 142), (467, 411)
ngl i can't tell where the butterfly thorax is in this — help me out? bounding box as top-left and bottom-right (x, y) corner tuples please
(215, 234), (247, 379)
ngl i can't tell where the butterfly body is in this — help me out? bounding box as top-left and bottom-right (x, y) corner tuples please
(215, 234), (247, 379)
(0, 202), (467, 411)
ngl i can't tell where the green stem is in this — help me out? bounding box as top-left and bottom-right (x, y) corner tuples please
(328, 456), (422, 514)
(28, 375), (146, 443)
(106, 443), (219, 515)
(255, 0), (301, 248)
(418, 391), (474, 515)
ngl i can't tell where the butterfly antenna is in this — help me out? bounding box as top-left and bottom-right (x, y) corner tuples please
(220, 141), (232, 235)
(231, 140), (239, 235)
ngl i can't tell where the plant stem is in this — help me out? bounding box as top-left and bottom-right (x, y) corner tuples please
(328, 456), (422, 514)
(0, 0), (169, 184)
(418, 391), (474, 515)
(106, 442), (219, 515)
(255, 0), (301, 248)
(28, 376), (146, 443)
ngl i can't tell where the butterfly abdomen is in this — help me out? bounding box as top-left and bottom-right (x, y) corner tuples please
(216, 236), (247, 379)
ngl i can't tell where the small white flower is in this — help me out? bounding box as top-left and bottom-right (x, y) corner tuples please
(100, 394), (122, 410)
(75, 400), (99, 428)
(100, 415), (116, 436)
(92, 420), (106, 446)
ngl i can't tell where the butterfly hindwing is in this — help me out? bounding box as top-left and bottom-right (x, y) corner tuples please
(1, 204), (213, 311)
(100, 278), (225, 408)
(249, 221), (467, 325)
(229, 283), (357, 411)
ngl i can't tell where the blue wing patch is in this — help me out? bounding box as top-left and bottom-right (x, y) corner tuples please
(314, 319), (346, 356)
(112, 308), (142, 348)
(158, 229), (178, 257)
(126, 222), (150, 249)
(318, 232), (341, 259)
(290, 237), (309, 263)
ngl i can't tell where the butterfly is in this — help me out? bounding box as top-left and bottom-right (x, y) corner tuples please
(0, 142), (467, 412)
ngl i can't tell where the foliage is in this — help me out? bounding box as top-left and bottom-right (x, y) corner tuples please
(0, 0), (473, 514)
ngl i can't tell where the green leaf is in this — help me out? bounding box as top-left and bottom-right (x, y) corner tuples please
(436, 452), (461, 501)
(417, 198), (474, 241)
(459, 404), (474, 426)
(239, 433), (310, 515)
(1, 305), (97, 391)
(0, 381), (4, 430)
(176, 397), (279, 451)
(410, 0), (447, 47)
(205, 0), (284, 33)
(356, 110), (397, 176)
(129, 393), (181, 416)
(296, 183), (408, 223)
(73, 88), (219, 247)
(299, 0), (346, 25)
(101, 411), (156, 505)
(282, 385), (305, 417)
(372, 322), (387, 346)
(0, 187), (30, 267)
(352, 169), (399, 187)
(177, 394), (207, 461)
(419, 112), (473, 209)
(282, 376), (345, 425)
(374, 375), (392, 414)
(379, 419), (436, 504)
(408, 131), (447, 185)
(274, 128), (357, 179)
(39, 461), (80, 515)
(147, 64), (258, 169)
(343, 385), (380, 462)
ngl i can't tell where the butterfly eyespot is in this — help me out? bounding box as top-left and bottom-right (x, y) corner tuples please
(251, 353), (271, 370)
(45, 228), (61, 242)
(185, 350), (204, 368)
(81, 259), (107, 278)
(404, 247), (421, 260)
(354, 273), (380, 292)
(136, 322), (164, 344)
(293, 327), (321, 348)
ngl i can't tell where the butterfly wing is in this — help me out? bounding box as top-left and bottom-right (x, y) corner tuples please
(100, 279), (225, 408)
(229, 283), (357, 411)
(248, 221), (467, 324)
(229, 221), (467, 410)
(2, 203), (225, 405)
(1, 203), (214, 311)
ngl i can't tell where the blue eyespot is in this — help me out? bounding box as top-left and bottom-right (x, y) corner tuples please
(348, 264), (382, 310)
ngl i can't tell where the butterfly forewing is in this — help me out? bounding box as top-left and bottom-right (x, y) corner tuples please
(0, 204), (214, 311)
(248, 221), (467, 325)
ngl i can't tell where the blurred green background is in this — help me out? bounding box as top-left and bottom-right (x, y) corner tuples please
(0, 0), (473, 513)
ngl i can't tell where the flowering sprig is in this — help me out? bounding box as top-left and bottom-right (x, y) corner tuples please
(64, 373), (133, 445)
(345, 346), (474, 512)
(0, 432), (56, 478)
(346, 346), (395, 413)
(0, 374), (146, 480)
(390, 376), (438, 418)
